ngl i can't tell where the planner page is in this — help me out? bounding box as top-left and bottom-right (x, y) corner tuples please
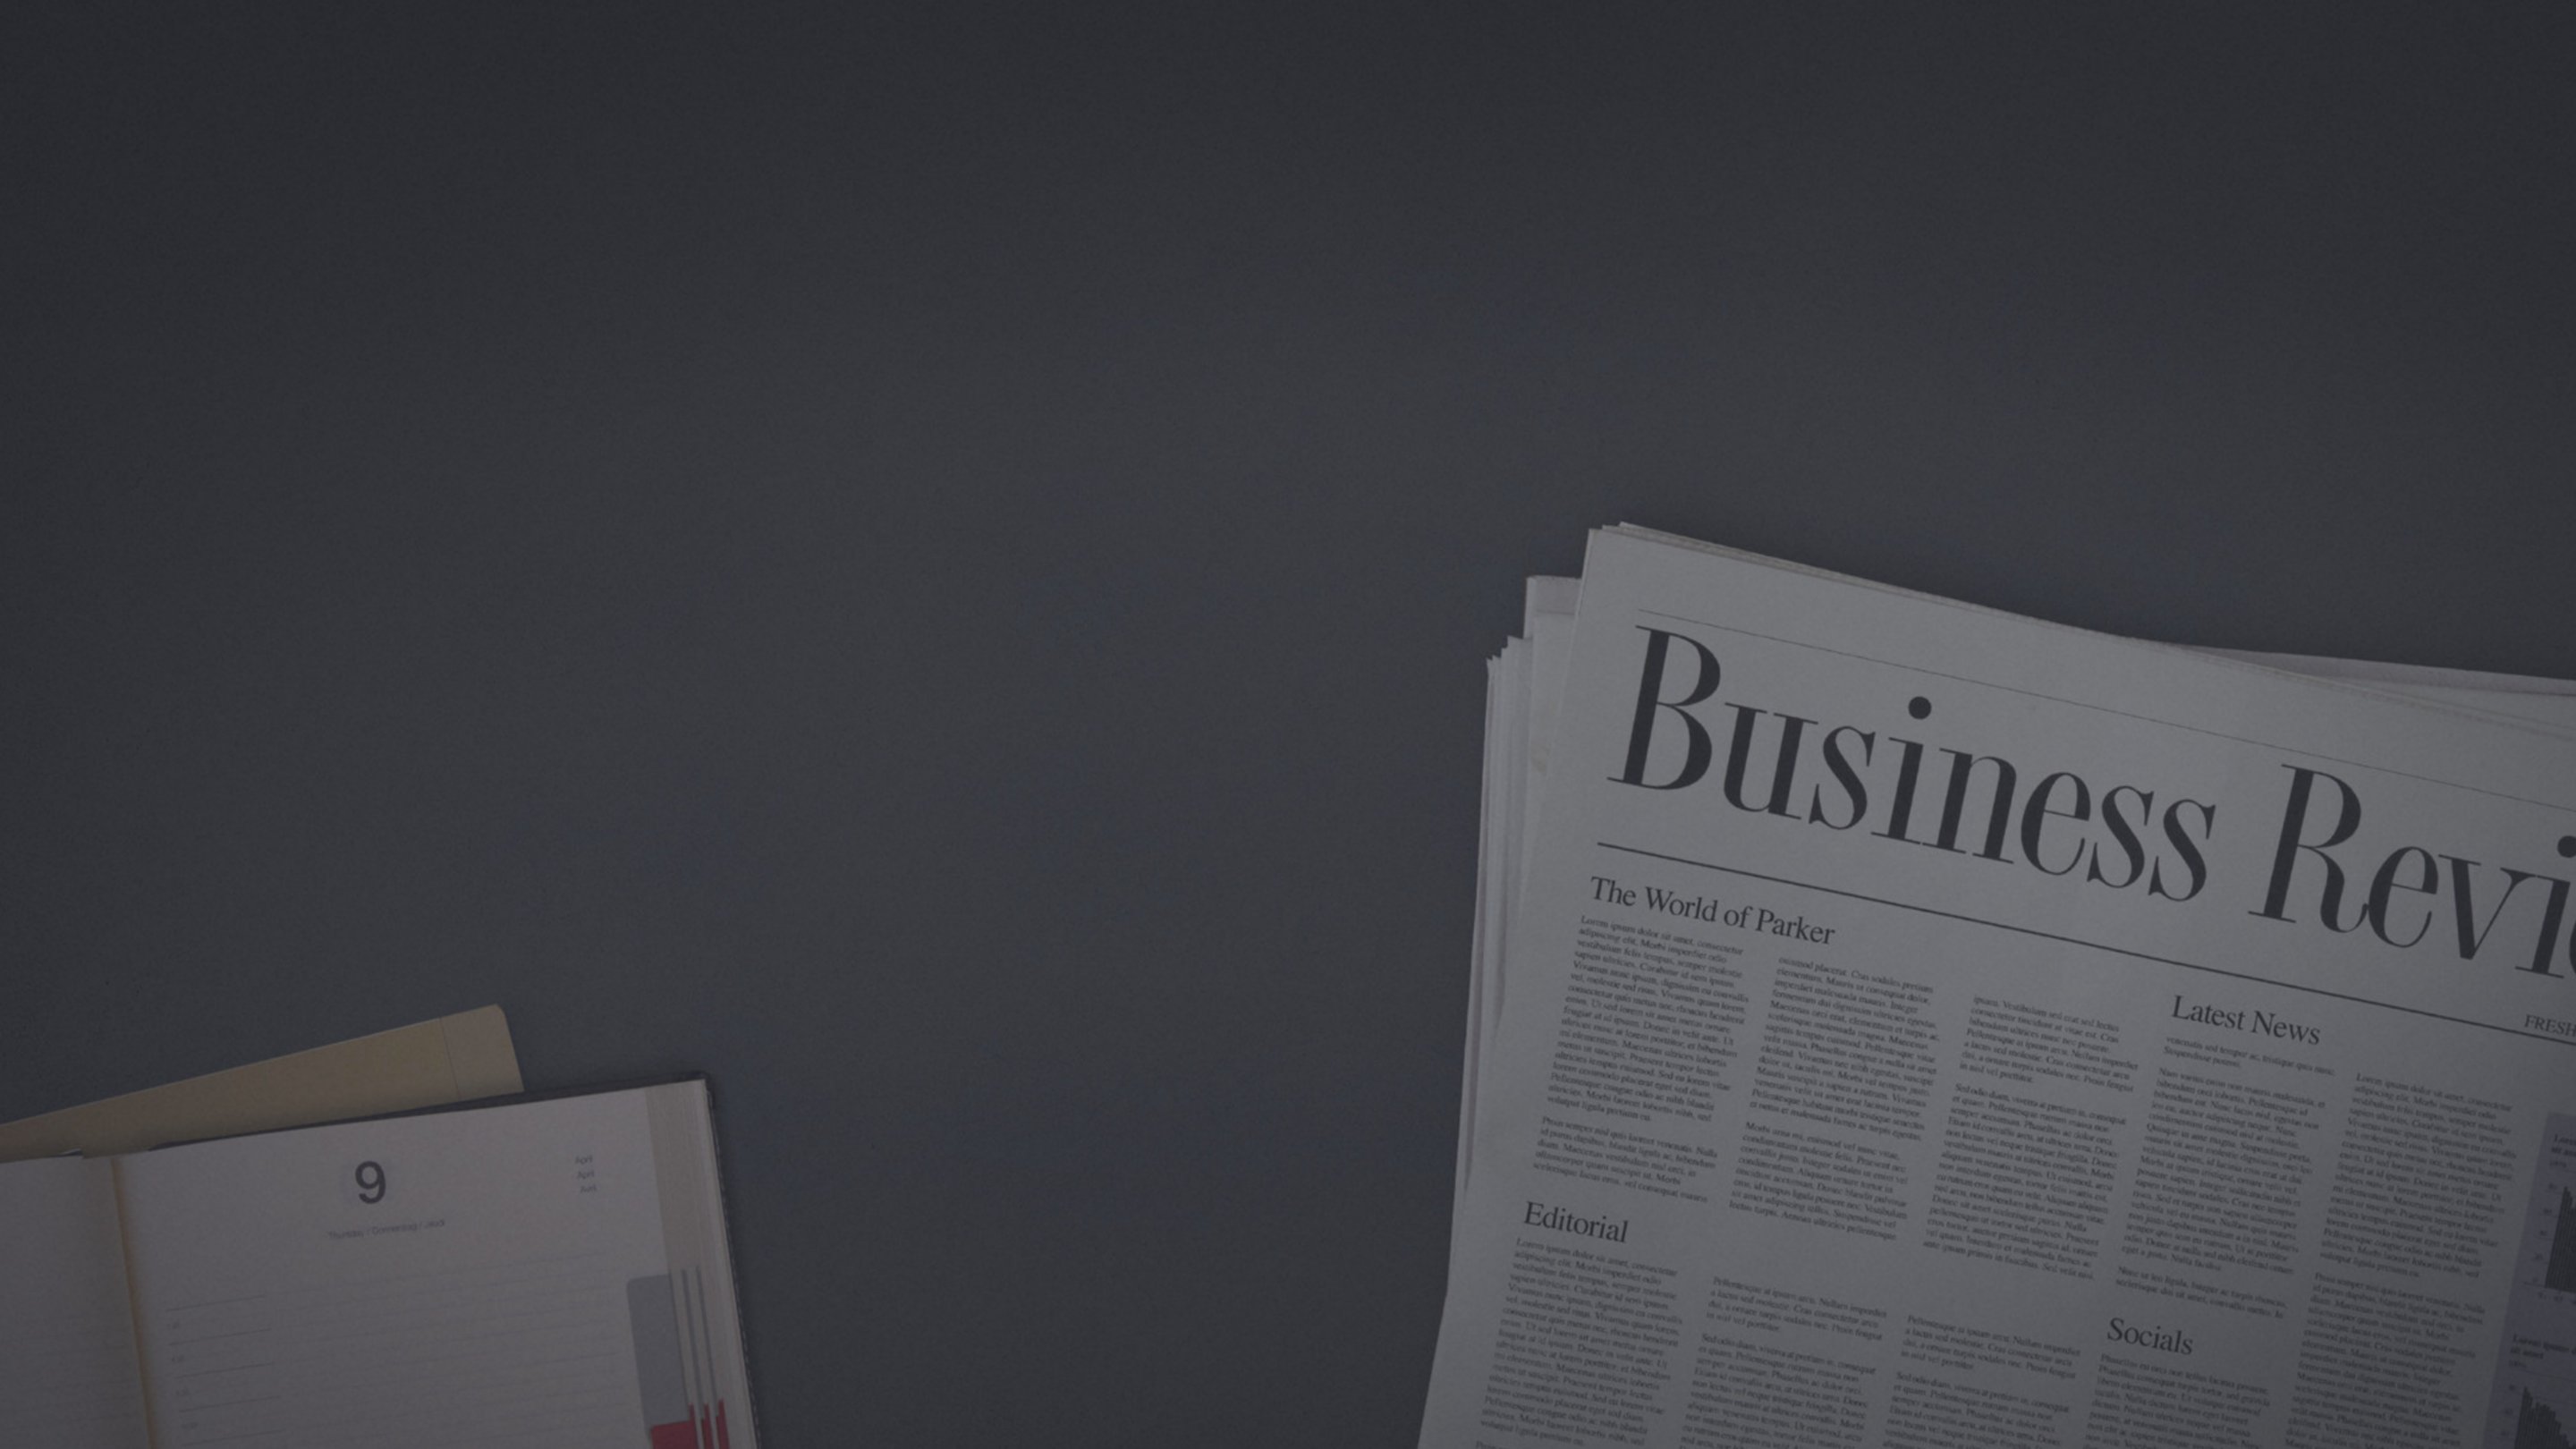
(116, 1090), (678, 1449)
(640, 1080), (758, 1448)
(0, 1157), (149, 1449)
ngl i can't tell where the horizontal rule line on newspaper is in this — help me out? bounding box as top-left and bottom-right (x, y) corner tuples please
(1596, 840), (2576, 1047)
(1633, 606), (2576, 815)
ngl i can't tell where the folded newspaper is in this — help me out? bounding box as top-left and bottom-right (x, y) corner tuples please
(1426, 527), (2576, 1449)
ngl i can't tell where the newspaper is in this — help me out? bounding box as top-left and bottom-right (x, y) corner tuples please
(1455, 576), (2576, 1216)
(1425, 529), (2576, 1448)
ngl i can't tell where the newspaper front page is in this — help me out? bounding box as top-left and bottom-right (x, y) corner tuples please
(1423, 530), (2576, 1449)
(1455, 574), (2576, 1207)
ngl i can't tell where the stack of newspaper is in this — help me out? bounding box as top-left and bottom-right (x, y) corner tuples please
(1426, 526), (2576, 1449)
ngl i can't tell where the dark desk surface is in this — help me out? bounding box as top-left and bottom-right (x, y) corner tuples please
(10, 10), (2574, 1444)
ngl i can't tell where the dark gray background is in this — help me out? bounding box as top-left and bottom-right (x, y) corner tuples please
(8, 8), (2574, 1444)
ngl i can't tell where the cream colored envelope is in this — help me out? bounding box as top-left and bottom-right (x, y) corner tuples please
(0, 1005), (522, 1162)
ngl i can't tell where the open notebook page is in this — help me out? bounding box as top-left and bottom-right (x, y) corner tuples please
(0, 1157), (149, 1448)
(114, 1089), (688, 1449)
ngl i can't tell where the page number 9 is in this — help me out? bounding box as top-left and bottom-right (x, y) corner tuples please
(354, 1160), (387, 1204)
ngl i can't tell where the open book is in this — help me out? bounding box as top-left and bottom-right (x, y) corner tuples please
(2, 1079), (755, 1449)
